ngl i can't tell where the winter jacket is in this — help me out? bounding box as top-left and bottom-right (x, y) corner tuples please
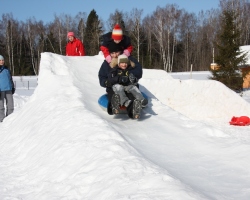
(100, 32), (133, 58)
(98, 56), (142, 93)
(107, 65), (135, 87)
(66, 38), (85, 56)
(0, 66), (14, 92)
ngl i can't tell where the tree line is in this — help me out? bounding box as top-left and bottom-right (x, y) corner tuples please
(0, 0), (250, 76)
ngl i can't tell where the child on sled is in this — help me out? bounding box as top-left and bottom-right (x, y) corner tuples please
(107, 54), (148, 119)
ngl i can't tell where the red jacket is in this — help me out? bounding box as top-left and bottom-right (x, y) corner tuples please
(66, 38), (85, 56)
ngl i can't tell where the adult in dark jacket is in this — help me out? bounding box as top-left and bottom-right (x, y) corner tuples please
(0, 55), (15, 122)
(66, 32), (85, 56)
(98, 42), (143, 119)
(100, 24), (133, 64)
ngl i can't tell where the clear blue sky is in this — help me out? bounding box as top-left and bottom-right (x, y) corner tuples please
(1, 0), (220, 23)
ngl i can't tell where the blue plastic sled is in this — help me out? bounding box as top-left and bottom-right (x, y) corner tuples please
(98, 92), (148, 113)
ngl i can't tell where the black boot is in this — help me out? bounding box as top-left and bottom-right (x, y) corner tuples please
(111, 94), (120, 114)
(133, 99), (142, 119)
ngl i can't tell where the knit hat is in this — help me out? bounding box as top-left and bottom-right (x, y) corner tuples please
(67, 32), (75, 37)
(118, 54), (129, 64)
(112, 24), (123, 40)
(108, 41), (123, 53)
(0, 55), (4, 60)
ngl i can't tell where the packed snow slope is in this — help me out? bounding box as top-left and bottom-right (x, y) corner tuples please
(0, 52), (250, 200)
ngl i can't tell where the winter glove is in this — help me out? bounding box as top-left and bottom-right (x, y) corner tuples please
(105, 55), (112, 63)
(128, 73), (138, 84)
(119, 76), (129, 84)
(12, 88), (15, 94)
(105, 80), (112, 87)
(123, 49), (130, 57)
(107, 69), (119, 85)
(109, 58), (118, 68)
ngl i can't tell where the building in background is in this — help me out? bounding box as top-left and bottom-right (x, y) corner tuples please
(239, 45), (250, 89)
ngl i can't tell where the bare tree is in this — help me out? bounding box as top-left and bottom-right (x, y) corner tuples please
(142, 16), (154, 68)
(107, 10), (126, 32)
(1, 14), (19, 74)
(125, 8), (143, 61)
(150, 5), (181, 72)
(25, 18), (43, 75)
(52, 15), (64, 54)
(220, 0), (250, 45)
(75, 12), (87, 43)
(6, 19), (14, 73)
(217, 0), (250, 50)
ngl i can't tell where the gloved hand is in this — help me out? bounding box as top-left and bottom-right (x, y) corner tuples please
(105, 80), (112, 87)
(109, 58), (118, 68)
(119, 76), (129, 84)
(107, 68), (119, 85)
(128, 73), (138, 84)
(12, 88), (15, 94)
(123, 49), (130, 57)
(105, 55), (112, 63)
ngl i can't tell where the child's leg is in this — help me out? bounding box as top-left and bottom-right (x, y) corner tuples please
(112, 84), (129, 105)
(5, 91), (14, 116)
(125, 85), (148, 107)
(0, 92), (5, 122)
(125, 85), (144, 100)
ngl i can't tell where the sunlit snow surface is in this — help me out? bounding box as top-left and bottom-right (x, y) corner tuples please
(1, 52), (250, 200)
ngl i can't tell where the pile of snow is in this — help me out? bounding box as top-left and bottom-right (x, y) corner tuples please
(140, 75), (250, 122)
(1, 52), (250, 199)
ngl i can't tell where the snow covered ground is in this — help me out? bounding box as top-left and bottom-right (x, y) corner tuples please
(0, 52), (250, 200)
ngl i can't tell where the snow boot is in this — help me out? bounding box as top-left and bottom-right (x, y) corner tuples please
(111, 94), (120, 114)
(133, 99), (142, 119)
(141, 98), (148, 107)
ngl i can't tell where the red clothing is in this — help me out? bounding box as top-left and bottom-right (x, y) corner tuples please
(100, 32), (133, 58)
(66, 38), (85, 56)
(100, 45), (133, 58)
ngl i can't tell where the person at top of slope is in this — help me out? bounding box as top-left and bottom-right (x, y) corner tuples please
(100, 23), (133, 64)
(0, 55), (15, 122)
(66, 31), (85, 56)
(98, 41), (146, 119)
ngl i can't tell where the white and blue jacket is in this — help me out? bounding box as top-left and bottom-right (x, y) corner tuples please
(0, 65), (13, 92)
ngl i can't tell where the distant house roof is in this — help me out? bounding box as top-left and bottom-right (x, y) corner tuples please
(239, 45), (250, 67)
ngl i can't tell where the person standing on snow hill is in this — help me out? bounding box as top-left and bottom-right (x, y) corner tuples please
(98, 42), (144, 119)
(0, 55), (15, 122)
(100, 24), (133, 64)
(66, 32), (85, 56)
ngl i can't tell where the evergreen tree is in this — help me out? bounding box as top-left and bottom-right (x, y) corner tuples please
(211, 9), (247, 92)
(84, 9), (102, 55)
(44, 31), (60, 53)
(17, 33), (34, 75)
(12, 24), (33, 75)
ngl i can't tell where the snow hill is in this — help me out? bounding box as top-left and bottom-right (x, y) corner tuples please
(0, 52), (250, 200)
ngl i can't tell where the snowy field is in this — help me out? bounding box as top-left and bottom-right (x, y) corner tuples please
(1, 52), (250, 200)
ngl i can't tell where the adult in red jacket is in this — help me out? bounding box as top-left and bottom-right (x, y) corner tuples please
(66, 32), (85, 56)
